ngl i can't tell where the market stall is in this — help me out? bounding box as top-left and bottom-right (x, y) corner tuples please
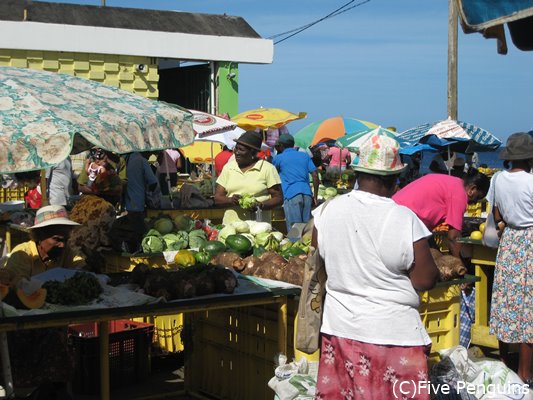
(0, 271), (299, 399)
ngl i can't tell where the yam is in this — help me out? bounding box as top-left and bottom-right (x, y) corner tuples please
(212, 252), (244, 271)
(209, 268), (238, 294)
(430, 248), (444, 260)
(282, 256), (306, 285)
(435, 255), (466, 281)
(240, 255), (261, 275)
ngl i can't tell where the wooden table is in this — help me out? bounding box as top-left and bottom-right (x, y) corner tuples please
(0, 283), (299, 399)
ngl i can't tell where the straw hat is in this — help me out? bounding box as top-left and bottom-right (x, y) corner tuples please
(30, 205), (80, 229)
(351, 132), (406, 176)
(499, 132), (533, 160)
(233, 131), (263, 151)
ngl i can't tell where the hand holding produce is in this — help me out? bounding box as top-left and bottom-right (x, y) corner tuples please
(238, 194), (258, 210)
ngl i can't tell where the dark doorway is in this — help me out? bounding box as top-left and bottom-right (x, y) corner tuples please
(158, 63), (210, 112)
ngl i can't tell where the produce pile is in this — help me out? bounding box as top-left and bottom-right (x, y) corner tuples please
(43, 271), (103, 306)
(139, 210), (312, 286)
(430, 249), (467, 281)
(128, 263), (238, 300)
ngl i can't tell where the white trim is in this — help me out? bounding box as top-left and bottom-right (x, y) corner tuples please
(0, 20), (273, 64)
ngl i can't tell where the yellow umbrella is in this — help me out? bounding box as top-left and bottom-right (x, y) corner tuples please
(180, 141), (223, 164)
(231, 107), (307, 130)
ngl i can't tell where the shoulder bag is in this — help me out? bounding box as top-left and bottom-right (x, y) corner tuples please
(295, 199), (331, 354)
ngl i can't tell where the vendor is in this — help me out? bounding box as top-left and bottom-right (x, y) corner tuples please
(392, 169), (490, 257)
(214, 130), (283, 222)
(2, 205), (84, 398)
(3, 205), (84, 285)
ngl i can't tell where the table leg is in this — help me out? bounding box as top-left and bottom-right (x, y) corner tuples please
(99, 321), (110, 400)
(0, 332), (13, 397)
(277, 298), (287, 355)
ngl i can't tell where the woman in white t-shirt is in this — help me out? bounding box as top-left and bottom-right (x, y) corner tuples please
(488, 132), (533, 385)
(313, 132), (438, 399)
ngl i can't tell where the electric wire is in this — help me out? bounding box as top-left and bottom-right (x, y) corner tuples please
(269, 0), (371, 45)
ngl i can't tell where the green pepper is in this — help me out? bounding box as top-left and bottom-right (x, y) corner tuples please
(194, 251), (212, 265)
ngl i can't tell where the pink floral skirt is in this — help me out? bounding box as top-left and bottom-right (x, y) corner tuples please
(316, 334), (430, 400)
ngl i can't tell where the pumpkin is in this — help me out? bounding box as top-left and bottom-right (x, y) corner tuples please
(3, 288), (47, 309)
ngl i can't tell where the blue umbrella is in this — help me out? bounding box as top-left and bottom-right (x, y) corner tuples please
(398, 118), (502, 153)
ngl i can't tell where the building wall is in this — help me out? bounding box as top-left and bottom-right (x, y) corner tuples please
(217, 61), (239, 118)
(0, 49), (159, 99)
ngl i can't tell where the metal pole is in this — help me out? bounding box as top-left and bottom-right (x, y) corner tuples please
(448, 0), (458, 120)
(101, 0), (106, 6)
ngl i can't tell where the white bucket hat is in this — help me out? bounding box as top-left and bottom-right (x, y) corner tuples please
(351, 132), (407, 176)
(30, 205), (80, 229)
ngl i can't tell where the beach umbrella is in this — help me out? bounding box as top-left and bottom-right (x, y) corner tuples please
(336, 126), (401, 150)
(0, 66), (194, 174)
(190, 109), (245, 149)
(293, 116), (378, 149)
(398, 117), (502, 153)
(231, 107), (307, 131)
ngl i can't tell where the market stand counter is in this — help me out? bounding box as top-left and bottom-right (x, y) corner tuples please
(0, 276), (300, 400)
(457, 238), (499, 349)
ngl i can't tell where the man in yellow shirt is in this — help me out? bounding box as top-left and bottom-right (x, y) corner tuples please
(215, 130), (283, 222)
(4, 205), (85, 285)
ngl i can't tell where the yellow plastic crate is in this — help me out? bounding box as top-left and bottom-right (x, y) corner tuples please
(186, 300), (298, 400)
(419, 285), (461, 361)
(0, 187), (27, 202)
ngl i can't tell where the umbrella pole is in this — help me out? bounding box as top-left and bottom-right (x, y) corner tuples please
(210, 142), (216, 194)
(447, 145), (451, 175)
(40, 169), (48, 206)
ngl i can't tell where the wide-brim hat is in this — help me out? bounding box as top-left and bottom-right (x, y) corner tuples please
(499, 132), (533, 160)
(351, 131), (407, 176)
(30, 205), (80, 229)
(233, 130), (263, 151)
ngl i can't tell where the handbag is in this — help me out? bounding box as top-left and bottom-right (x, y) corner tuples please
(482, 172), (500, 248)
(295, 199), (331, 354)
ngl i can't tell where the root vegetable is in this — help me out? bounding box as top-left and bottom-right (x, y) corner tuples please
(212, 252), (244, 271)
(435, 255), (466, 281)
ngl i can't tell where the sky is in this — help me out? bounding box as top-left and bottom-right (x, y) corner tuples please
(45, 0), (533, 143)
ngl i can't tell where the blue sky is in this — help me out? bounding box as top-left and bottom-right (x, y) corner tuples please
(46, 0), (533, 142)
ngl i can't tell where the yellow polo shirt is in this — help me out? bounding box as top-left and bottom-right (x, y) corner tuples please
(216, 159), (281, 222)
(3, 241), (86, 285)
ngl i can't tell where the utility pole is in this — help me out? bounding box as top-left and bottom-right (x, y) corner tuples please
(448, 0), (458, 120)
(101, 0), (106, 6)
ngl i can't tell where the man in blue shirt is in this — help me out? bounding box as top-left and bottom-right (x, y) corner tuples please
(273, 134), (319, 233)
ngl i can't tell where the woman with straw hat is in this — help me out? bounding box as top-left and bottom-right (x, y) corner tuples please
(313, 132), (438, 399)
(488, 132), (533, 385)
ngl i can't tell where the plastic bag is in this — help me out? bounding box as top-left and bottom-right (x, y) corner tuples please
(482, 211), (500, 248)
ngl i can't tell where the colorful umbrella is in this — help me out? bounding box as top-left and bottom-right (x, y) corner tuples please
(190, 110), (245, 150)
(0, 66), (194, 174)
(231, 107), (307, 131)
(398, 118), (502, 153)
(293, 116), (378, 148)
(180, 141), (222, 164)
(336, 126), (401, 150)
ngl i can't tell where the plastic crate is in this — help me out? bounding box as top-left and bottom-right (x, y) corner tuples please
(419, 285), (461, 361)
(186, 300), (298, 400)
(68, 320), (154, 394)
(0, 187), (27, 202)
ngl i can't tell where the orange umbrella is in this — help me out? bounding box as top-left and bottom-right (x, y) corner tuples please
(294, 116), (378, 148)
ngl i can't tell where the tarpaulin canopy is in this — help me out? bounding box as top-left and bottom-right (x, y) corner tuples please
(457, 0), (533, 53)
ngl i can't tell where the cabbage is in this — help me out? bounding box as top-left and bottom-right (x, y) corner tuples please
(154, 218), (174, 235)
(222, 210), (242, 226)
(145, 228), (162, 237)
(271, 231), (284, 242)
(249, 222), (272, 236)
(254, 232), (271, 247)
(218, 226), (236, 244)
(174, 215), (195, 232)
(238, 194), (258, 210)
(163, 233), (188, 251)
(324, 187), (338, 197)
(142, 235), (166, 253)
(188, 229), (207, 249)
(231, 221), (250, 233)
(240, 233), (256, 246)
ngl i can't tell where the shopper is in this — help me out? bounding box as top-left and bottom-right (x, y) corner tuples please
(156, 149), (182, 195)
(313, 133), (438, 399)
(273, 133), (319, 233)
(393, 170), (490, 257)
(488, 132), (533, 385)
(46, 157), (77, 206)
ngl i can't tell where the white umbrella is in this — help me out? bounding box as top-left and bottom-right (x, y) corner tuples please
(190, 110), (245, 149)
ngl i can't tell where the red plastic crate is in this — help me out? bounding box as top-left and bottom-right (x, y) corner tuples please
(68, 320), (154, 394)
